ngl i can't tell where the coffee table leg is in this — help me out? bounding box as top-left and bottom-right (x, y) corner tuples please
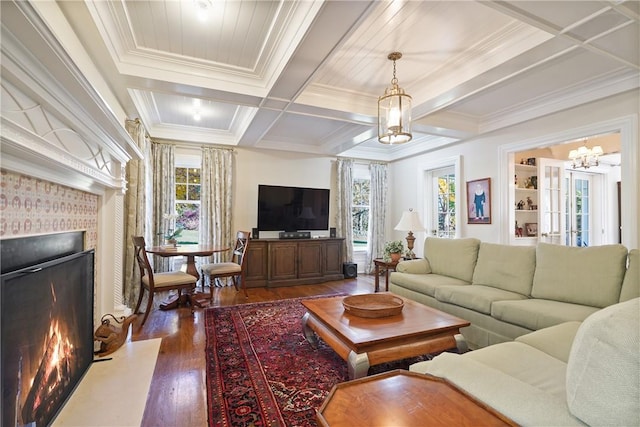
(301, 312), (319, 348)
(455, 333), (469, 353)
(347, 351), (370, 380)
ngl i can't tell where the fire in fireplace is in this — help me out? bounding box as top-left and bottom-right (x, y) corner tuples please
(1, 232), (94, 426)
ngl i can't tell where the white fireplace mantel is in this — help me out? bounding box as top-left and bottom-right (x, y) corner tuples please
(1, 0), (142, 317)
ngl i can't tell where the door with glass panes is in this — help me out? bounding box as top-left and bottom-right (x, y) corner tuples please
(538, 158), (565, 245)
(429, 167), (456, 238)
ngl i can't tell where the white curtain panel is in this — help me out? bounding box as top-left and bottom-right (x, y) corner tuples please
(200, 147), (234, 284)
(336, 158), (354, 264)
(367, 162), (388, 274)
(123, 119), (149, 308)
(151, 142), (176, 273)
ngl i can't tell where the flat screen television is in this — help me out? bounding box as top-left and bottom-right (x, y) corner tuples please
(258, 185), (330, 232)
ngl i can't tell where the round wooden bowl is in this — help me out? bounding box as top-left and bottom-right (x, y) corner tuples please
(342, 294), (404, 318)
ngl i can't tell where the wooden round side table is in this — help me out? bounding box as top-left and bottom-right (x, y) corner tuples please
(373, 258), (399, 292)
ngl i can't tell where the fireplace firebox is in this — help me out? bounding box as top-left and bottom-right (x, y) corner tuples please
(1, 232), (94, 426)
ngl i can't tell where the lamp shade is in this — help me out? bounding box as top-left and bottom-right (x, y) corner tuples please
(394, 210), (425, 232)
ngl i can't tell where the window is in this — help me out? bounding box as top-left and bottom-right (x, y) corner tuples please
(352, 178), (370, 250)
(352, 164), (370, 251)
(175, 167), (200, 243)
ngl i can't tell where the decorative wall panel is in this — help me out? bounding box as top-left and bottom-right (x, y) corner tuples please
(1, 80), (115, 178)
(0, 169), (98, 249)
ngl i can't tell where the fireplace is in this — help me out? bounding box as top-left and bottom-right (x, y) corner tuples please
(1, 232), (95, 426)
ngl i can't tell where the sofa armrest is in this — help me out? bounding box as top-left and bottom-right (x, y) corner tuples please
(396, 258), (432, 274)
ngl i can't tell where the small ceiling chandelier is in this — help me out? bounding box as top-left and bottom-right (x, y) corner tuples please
(378, 52), (412, 144)
(568, 140), (604, 169)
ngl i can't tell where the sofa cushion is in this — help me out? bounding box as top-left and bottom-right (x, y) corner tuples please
(566, 298), (640, 427)
(491, 299), (599, 330)
(472, 243), (535, 295)
(465, 341), (569, 400)
(620, 249), (639, 302)
(411, 351), (584, 426)
(388, 272), (468, 298)
(435, 285), (527, 315)
(515, 321), (581, 363)
(531, 243), (628, 308)
(423, 237), (480, 283)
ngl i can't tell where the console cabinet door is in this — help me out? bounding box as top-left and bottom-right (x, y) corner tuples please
(245, 240), (268, 285)
(324, 239), (343, 275)
(269, 242), (298, 280)
(297, 241), (323, 278)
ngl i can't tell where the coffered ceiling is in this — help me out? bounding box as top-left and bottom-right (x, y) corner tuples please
(55, 0), (639, 161)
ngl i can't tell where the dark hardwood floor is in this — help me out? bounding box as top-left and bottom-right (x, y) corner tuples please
(130, 274), (376, 426)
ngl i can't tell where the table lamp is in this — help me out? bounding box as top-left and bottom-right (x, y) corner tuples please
(394, 209), (425, 259)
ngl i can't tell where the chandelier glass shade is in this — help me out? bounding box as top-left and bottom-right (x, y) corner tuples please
(568, 144), (603, 169)
(378, 52), (412, 144)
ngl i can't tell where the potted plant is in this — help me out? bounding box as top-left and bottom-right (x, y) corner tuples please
(384, 240), (404, 262)
(164, 228), (183, 246)
(162, 213), (182, 246)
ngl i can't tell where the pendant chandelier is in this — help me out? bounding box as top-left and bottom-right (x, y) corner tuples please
(378, 52), (412, 144)
(568, 141), (603, 169)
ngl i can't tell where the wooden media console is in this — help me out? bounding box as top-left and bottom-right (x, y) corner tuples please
(244, 238), (345, 288)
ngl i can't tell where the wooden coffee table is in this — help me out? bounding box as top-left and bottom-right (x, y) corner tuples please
(316, 370), (517, 426)
(301, 293), (470, 379)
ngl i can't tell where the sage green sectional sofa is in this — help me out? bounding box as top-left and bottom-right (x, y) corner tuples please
(410, 297), (640, 426)
(389, 237), (639, 349)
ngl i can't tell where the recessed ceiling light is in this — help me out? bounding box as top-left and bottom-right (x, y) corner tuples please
(193, 0), (213, 21)
(194, 0), (213, 9)
(192, 98), (202, 121)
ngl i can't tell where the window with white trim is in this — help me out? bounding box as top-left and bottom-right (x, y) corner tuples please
(175, 167), (200, 244)
(352, 164), (370, 251)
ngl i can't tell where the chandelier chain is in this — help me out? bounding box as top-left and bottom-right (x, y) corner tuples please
(391, 59), (398, 85)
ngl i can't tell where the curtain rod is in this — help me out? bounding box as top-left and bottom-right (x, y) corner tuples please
(335, 157), (387, 166)
(126, 118), (236, 153)
(151, 139), (236, 153)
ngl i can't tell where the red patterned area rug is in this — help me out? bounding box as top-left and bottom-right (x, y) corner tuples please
(204, 295), (431, 427)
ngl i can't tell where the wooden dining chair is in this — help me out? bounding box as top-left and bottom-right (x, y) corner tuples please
(200, 231), (251, 298)
(132, 236), (198, 327)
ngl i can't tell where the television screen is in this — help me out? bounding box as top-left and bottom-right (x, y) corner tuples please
(258, 185), (330, 231)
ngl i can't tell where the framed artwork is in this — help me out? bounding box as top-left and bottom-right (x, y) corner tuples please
(467, 178), (491, 224)
(525, 222), (538, 237)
